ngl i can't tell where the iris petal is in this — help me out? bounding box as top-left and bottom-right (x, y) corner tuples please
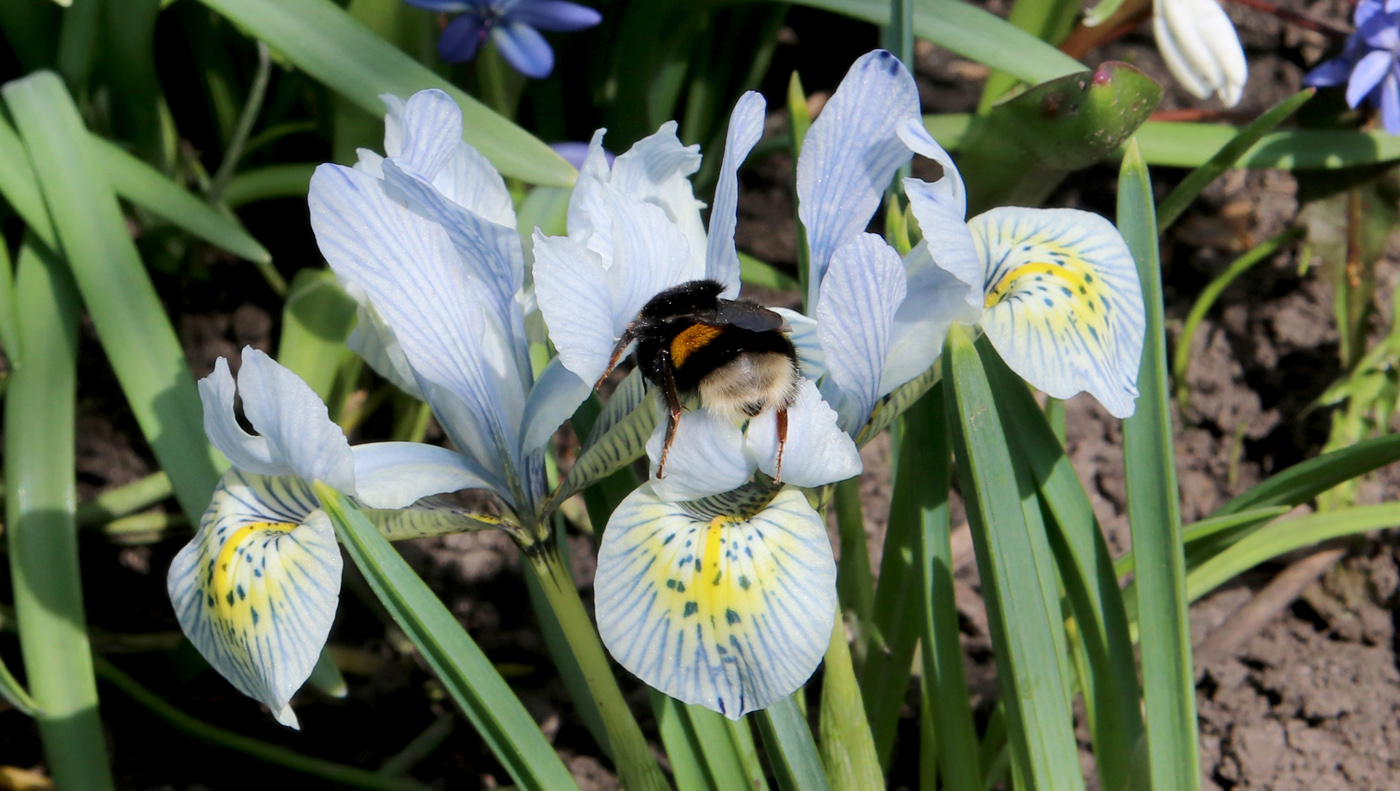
(520, 355), (592, 454)
(880, 240), (982, 396)
(815, 234), (907, 428)
(531, 232), (619, 384)
(646, 408), (753, 501)
(706, 91), (766, 297)
(746, 378), (862, 487)
(595, 484), (837, 719)
(972, 207), (1145, 419)
(350, 441), (498, 509)
(167, 471), (342, 729)
(797, 50), (920, 308)
(394, 90), (463, 181)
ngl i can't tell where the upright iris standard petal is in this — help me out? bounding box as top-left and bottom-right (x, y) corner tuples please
(596, 485), (837, 720)
(531, 233), (618, 384)
(971, 207), (1145, 419)
(706, 91), (766, 297)
(492, 22), (555, 79)
(815, 234), (907, 428)
(198, 349), (357, 493)
(168, 471), (342, 729)
(796, 50), (922, 307)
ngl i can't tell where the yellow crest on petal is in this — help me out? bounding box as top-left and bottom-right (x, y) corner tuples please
(595, 484), (836, 719)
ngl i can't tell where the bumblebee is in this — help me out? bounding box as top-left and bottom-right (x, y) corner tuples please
(595, 279), (801, 481)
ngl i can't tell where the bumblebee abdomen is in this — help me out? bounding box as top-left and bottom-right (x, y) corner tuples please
(698, 349), (799, 424)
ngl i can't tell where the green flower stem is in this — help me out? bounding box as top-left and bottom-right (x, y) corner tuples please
(817, 612), (882, 791)
(74, 471), (173, 526)
(525, 542), (673, 791)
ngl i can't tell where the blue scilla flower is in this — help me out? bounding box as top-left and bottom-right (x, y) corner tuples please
(1306, 0), (1400, 134)
(404, 0), (602, 78)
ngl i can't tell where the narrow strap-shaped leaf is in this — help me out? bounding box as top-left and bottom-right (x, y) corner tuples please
(90, 134), (271, 263)
(5, 233), (113, 789)
(4, 71), (224, 523)
(756, 695), (832, 791)
(0, 114), (54, 250)
(0, 238), (20, 368)
(277, 268), (360, 414)
(943, 324), (1084, 791)
(316, 485), (581, 791)
(222, 163), (316, 208)
(857, 362), (940, 446)
(1156, 89), (1315, 232)
(1118, 139), (1199, 791)
(817, 614), (883, 791)
(192, 0), (574, 186)
(908, 384), (984, 791)
(684, 704), (765, 791)
(652, 693), (718, 791)
(833, 477), (874, 655)
(1113, 506), (1292, 578)
(977, 338), (1144, 791)
(1216, 433), (1400, 516)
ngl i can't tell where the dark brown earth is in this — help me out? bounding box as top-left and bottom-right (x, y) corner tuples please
(3, 1), (1399, 789)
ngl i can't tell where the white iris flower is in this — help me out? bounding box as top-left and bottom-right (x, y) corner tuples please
(167, 348), (500, 728)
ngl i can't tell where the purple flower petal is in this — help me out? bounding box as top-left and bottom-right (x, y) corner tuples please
(1305, 56), (1357, 88)
(492, 22), (554, 78)
(550, 141), (614, 170)
(1347, 49), (1395, 108)
(1380, 72), (1400, 134)
(1382, 0), (1400, 16)
(438, 13), (488, 63)
(508, 0), (602, 32)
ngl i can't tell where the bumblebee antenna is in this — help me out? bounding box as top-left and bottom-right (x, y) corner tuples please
(594, 326), (637, 390)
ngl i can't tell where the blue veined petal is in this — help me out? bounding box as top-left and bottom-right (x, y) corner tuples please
(898, 119), (981, 311)
(380, 157), (531, 383)
(595, 484), (837, 719)
(350, 441), (498, 509)
(198, 349), (356, 493)
(646, 406), (754, 501)
(432, 140), (517, 229)
(531, 231), (619, 384)
(773, 308), (826, 380)
(309, 164), (523, 480)
(520, 355), (592, 454)
(604, 186), (706, 328)
(380, 94), (407, 159)
(167, 470), (341, 729)
(879, 240), (983, 396)
(492, 21), (554, 79)
(706, 92), (765, 297)
(797, 50), (920, 309)
(509, 0), (603, 32)
(393, 90), (462, 181)
(971, 207), (1145, 419)
(603, 123), (706, 267)
(566, 129), (616, 257)
(814, 234), (906, 428)
(745, 378), (862, 487)
(346, 300), (424, 399)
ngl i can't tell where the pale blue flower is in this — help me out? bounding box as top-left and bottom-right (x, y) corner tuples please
(404, 0), (602, 78)
(168, 347), (494, 728)
(1306, 0), (1400, 134)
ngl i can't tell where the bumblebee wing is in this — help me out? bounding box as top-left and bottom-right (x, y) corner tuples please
(710, 300), (788, 332)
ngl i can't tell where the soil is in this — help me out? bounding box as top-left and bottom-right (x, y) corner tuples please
(3, 1), (1399, 789)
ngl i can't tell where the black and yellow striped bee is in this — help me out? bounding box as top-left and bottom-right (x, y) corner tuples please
(595, 279), (800, 480)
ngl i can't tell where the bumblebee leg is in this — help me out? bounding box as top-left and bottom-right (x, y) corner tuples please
(656, 352), (683, 479)
(774, 406), (789, 484)
(595, 326), (637, 390)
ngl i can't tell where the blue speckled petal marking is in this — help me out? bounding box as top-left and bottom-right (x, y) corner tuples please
(595, 484), (836, 719)
(167, 470), (342, 729)
(971, 207), (1145, 419)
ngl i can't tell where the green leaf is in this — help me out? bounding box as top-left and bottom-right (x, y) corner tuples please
(191, 0), (574, 186)
(5, 232), (113, 789)
(1113, 506), (1292, 578)
(1172, 230), (1303, 410)
(764, 0), (1083, 86)
(943, 323), (1084, 791)
(756, 696), (832, 791)
(316, 484), (581, 791)
(976, 0), (1081, 112)
(221, 163), (316, 208)
(90, 134), (271, 263)
(554, 368), (656, 504)
(739, 252), (800, 291)
(277, 268), (360, 414)
(1186, 503), (1400, 601)
(652, 693), (719, 791)
(0, 113), (56, 250)
(1157, 89), (1315, 231)
(833, 476), (874, 656)
(1217, 433), (1400, 516)
(0, 237), (21, 365)
(1118, 139), (1199, 791)
(4, 71), (224, 524)
(978, 339), (1143, 791)
(818, 616), (883, 791)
